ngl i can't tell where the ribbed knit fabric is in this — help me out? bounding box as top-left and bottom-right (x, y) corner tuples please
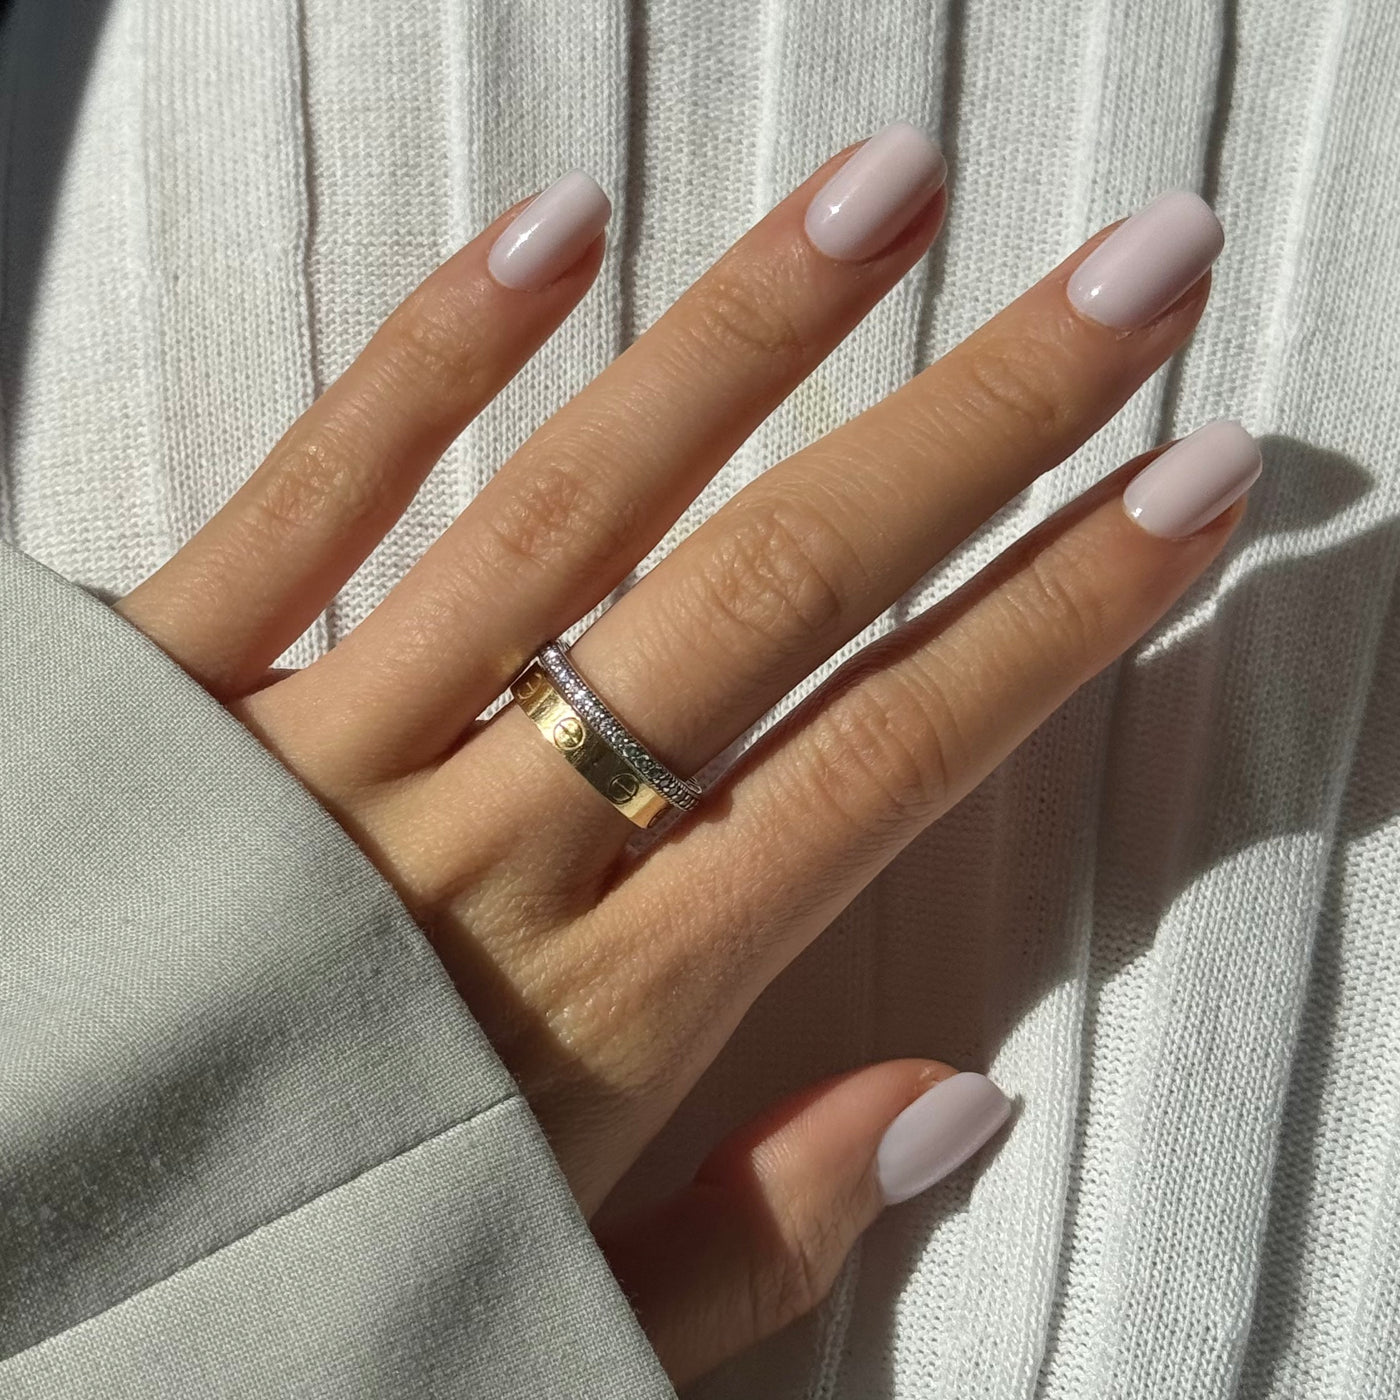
(3, 2), (1397, 1397)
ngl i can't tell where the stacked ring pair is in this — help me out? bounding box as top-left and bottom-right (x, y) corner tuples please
(511, 641), (703, 827)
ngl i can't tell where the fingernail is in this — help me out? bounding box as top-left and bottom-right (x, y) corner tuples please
(1067, 189), (1224, 329)
(804, 120), (947, 263)
(487, 169), (612, 292)
(1123, 419), (1262, 538)
(876, 1071), (1013, 1206)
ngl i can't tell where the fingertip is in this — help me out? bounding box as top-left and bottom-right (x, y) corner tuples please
(1066, 187), (1224, 332)
(803, 120), (947, 264)
(562, 166), (613, 223)
(1121, 418), (1263, 541)
(875, 1069), (1015, 1207)
(486, 167), (613, 292)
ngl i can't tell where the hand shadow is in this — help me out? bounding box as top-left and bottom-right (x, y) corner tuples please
(614, 435), (1396, 1397)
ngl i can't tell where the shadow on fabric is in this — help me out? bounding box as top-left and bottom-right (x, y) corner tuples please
(0, 0), (115, 481)
(821, 434), (1397, 1399)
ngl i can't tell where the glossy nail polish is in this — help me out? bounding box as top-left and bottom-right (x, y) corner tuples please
(487, 169), (612, 292)
(1067, 189), (1224, 329)
(804, 120), (947, 262)
(876, 1071), (1013, 1205)
(1123, 419), (1262, 538)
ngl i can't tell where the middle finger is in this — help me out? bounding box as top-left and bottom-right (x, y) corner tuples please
(458, 188), (1223, 881)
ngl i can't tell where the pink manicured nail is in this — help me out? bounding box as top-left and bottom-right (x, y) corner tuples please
(487, 169), (612, 292)
(804, 121), (947, 262)
(1067, 189), (1224, 329)
(876, 1071), (1013, 1206)
(1123, 419), (1262, 538)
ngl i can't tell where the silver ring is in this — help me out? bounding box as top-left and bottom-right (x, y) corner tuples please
(534, 640), (704, 812)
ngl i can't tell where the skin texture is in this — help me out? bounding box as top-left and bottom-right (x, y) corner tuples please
(115, 137), (1245, 1388)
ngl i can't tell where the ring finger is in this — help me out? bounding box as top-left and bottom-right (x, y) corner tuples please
(451, 188), (1226, 883)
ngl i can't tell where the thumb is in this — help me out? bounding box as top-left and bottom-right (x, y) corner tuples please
(595, 1060), (1015, 1390)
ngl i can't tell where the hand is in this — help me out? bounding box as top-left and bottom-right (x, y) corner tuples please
(114, 121), (1258, 1387)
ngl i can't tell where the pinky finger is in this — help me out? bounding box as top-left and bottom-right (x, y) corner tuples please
(595, 1060), (1013, 1389)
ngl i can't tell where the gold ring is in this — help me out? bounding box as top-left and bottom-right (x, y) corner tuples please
(510, 662), (672, 827)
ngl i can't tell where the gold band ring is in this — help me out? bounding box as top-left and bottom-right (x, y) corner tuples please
(510, 661), (674, 827)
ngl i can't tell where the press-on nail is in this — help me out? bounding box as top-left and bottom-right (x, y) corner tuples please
(1123, 419), (1262, 538)
(804, 121), (947, 263)
(876, 1071), (1013, 1206)
(487, 169), (612, 292)
(1067, 189), (1224, 329)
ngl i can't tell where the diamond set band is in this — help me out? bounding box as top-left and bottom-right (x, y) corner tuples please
(510, 640), (704, 826)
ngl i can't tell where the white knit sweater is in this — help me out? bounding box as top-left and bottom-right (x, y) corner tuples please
(3, 1), (1396, 1396)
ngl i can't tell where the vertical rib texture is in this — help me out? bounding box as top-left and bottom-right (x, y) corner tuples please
(2, 1), (1397, 1396)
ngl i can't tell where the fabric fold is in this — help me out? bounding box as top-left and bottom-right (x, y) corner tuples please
(0, 539), (674, 1398)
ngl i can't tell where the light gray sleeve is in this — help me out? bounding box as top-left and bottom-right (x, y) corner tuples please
(0, 540), (676, 1400)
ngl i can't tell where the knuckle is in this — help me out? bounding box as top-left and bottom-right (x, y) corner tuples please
(689, 268), (810, 368)
(797, 665), (960, 842)
(249, 430), (368, 538)
(681, 495), (858, 656)
(951, 335), (1075, 446)
(1012, 540), (1113, 664)
(751, 1195), (844, 1334)
(380, 285), (488, 400)
(479, 456), (638, 581)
